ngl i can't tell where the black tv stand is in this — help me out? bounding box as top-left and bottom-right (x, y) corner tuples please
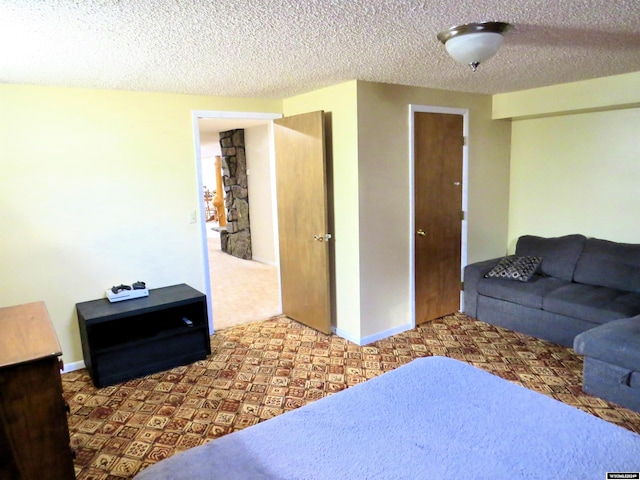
(76, 284), (211, 388)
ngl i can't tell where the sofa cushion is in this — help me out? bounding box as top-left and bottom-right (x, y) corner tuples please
(484, 255), (542, 282)
(573, 238), (640, 293)
(543, 283), (640, 324)
(574, 316), (640, 372)
(477, 275), (567, 310)
(516, 234), (586, 282)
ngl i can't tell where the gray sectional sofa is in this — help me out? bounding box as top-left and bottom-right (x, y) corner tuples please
(463, 234), (640, 412)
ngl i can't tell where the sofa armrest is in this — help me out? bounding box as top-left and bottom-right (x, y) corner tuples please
(573, 315), (640, 371)
(463, 257), (503, 317)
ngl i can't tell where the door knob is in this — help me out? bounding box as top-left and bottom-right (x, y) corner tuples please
(314, 233), (332, 242)
(416, 229), (426, 237)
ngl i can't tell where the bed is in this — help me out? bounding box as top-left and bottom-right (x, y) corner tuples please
(134, 356), (640, 479)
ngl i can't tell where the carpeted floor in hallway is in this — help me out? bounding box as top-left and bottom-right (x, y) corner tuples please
(207, 225), (280, 331)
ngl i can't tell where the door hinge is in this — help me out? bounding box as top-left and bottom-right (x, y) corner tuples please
(462, 136), (467, 146)
(461, 281), (465, 290)
(461, 211), (465, 221)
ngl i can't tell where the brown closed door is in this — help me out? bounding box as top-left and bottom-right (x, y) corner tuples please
(273, 111), (332, 334)
(414, 112), (464, 324)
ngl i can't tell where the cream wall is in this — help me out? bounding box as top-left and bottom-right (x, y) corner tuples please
(0, 84), (281, 365)
(493, 72), (640, 251)
(356, 81), (511, 339)
(11, 72), (631, 358)
(493, 72), (640, 120)
(282, 80), (511, 342)
(1, 80), (507, 359)
(282, 81), (362, 339)
(245, 124), (276, 265)
(508, 108), (640, 248)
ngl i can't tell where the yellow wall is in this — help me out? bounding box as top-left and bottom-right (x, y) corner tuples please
(2, 80), (508, 358)
(356, 81), (511, 338)
(0, 84), (281, 365)
(493, 72), (640, 251)
(282, 81), (362, 338)
(9, 72), (633, 358)
(282, 80), (511, 341)
(493, 71), (640, 119)
(245, 124), (277, 265)
(508, 108), (640, 248)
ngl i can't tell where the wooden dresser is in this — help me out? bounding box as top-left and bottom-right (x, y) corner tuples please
(0, 302), (75, 479)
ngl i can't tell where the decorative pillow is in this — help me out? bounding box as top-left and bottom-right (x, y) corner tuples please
(484, 255), (542, 282)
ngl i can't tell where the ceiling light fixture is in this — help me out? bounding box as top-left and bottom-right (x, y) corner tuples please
(437, 21), (512, 72)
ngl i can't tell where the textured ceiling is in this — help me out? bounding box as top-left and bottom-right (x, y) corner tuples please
(1, 0), (640, 99)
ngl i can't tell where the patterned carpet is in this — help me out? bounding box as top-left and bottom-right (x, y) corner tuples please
(62, 313), (640, 479)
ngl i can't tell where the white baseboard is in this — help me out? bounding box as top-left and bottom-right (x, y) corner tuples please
(359, 323), (413, 345)
(62, 360), (85, 374)
(251, 256), (277, 267)
(332, 322), (413, 346)
(331, 326), (360, 344)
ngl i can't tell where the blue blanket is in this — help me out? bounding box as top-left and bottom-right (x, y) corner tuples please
(134, 356), (640, 479)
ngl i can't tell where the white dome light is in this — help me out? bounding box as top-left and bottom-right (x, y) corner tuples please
(437, 22), (512, 72)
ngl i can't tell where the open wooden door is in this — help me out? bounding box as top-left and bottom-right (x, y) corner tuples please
(273, 111), (332, 334)
(414, 111), (464, 324)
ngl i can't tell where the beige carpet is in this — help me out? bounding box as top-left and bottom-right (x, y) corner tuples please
(207, 225), (280, 331)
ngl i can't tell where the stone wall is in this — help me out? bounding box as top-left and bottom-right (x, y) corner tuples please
(219, 129), (252, 260)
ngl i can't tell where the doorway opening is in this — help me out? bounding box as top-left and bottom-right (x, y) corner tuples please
(192, 111), (283, 333)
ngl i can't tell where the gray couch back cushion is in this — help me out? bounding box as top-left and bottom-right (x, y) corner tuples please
(573, 238), (640, 293)
(516, 234), (587, 282)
